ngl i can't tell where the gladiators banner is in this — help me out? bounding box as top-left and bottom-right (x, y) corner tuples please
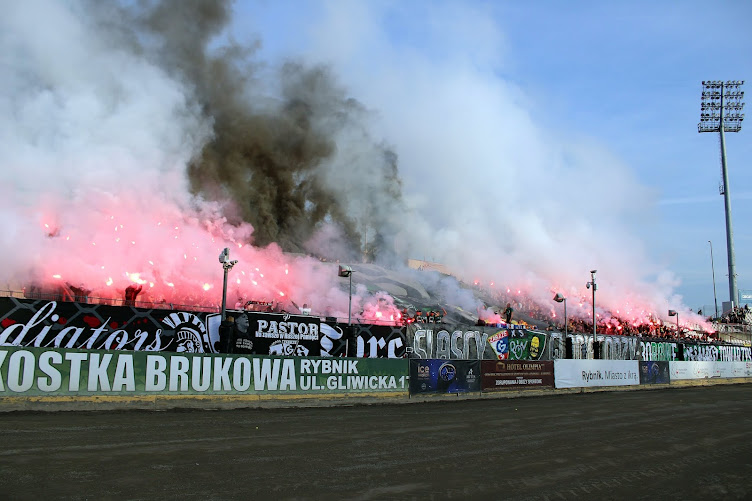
(0, 345), (409, 396)
(406, 323), (555, 360)
(0, 297), (220, 353)
(0, 297), (406, 358)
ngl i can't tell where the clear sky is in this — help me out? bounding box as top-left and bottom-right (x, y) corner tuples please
(227, 0), (752, 312)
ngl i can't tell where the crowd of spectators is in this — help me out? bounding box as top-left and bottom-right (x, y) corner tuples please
(474, 283), (752, 344)
(717, 304), (751, 325)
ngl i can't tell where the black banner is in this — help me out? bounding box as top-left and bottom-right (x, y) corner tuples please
(0, 297), (408, 358)
(639, 361), (670, 384)
(409, 359), (481, 394)
(243, 312), (321, 356)
(0, 297), (217, 353)
(348, 324), (406, 358)
(406, 324), (497, 359)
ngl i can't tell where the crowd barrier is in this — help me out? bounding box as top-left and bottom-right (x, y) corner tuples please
(2, 296), (752, 410)
(1, 346), (750, 410)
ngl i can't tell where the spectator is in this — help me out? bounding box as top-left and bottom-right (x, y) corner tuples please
(231, 313), (254, 353)
(504, 303), (513, 323)
(124, 284), (143, 307)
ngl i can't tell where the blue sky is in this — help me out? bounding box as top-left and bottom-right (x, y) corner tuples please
(227, 0), (751, 312)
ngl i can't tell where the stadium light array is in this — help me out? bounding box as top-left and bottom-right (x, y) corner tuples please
(698, 80), (745, 309)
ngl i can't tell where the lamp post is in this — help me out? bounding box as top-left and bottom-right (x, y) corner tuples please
(218, 247), (238, 321)
(708, 240), (719, 319)
(699, 80), (745, 309)
(338, 265), (353, 325)
(553, 292), (567, 337)
(586, 270), (597, 358)
(668, 309), (679, 334)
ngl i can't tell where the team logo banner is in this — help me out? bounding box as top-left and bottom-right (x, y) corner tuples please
(0, 346), (408, 396)
(408, 359), (480, 394)
(639, 361), (670, 384)
(486, 330), (509, 360)
(507, 331), (547, 361)
(480, 360), (554, 390)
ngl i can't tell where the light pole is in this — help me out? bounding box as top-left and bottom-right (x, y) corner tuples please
(553, 292), (567, 337)
(668, 309), (679, 334)
(586, 270), (597, 358)
(338, 265), (353, 325)
(218, 247), (238, 321)
(699, 80), (745, 309)
(708, 240), (719, 319)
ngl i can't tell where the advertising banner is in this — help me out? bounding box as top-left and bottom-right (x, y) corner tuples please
(667, 361), (748, 379)
(554, 360), (639, 388)
(480, 360), (554, 391)
(732, 362), (752, 377)
(0, 346), (409, 396)
(639, 361), (670, 384)
(409, 359), (481, 394)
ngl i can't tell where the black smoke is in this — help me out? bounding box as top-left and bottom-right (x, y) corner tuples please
(112, 0), (405, 260)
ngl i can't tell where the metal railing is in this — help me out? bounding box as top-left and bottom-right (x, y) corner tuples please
(0, 289), (222, 313)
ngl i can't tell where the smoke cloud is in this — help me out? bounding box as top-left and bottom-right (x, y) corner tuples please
(0, 0), (706, 329)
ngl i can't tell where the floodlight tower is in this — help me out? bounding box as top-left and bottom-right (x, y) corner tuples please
(699, 80), (745, 308)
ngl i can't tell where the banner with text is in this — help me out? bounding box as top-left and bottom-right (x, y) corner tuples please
(554, 360), (640, 389)
(0, 297), (405, 359)
(347, 324), (406, 358)
(668, 361), (752, 380)
(480, 360), (554, 391)
(406, 324), (557, 360)
(0, 346), (409, 396)
(409, 359), (481, 394)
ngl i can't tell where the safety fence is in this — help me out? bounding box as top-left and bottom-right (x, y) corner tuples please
(1, 346), (750, 402)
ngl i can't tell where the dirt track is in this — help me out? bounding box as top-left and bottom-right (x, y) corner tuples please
(1, 384), (751, 500)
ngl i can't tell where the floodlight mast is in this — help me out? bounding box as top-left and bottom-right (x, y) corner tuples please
(699, 80), (745, 308)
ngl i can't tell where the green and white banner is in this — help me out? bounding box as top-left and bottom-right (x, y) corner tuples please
(0, 346), (408, 396)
